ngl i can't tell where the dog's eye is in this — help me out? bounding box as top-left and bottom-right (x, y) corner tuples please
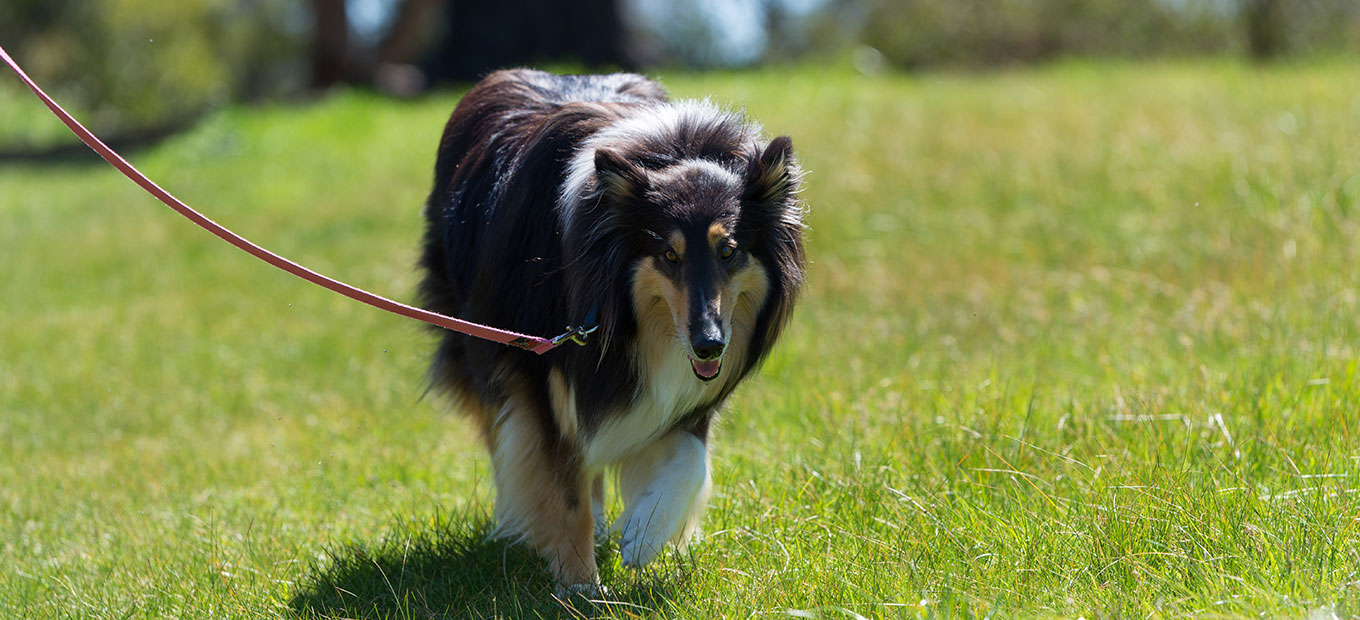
(663, 249), (679, 264)
(719, 245), (736, 260)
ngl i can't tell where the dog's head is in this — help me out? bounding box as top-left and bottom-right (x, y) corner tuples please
(589, 136), (804, 381)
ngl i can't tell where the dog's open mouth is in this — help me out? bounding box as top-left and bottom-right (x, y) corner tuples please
(690, 358), (722, 381)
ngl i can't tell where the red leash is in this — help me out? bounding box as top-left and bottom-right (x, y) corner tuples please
(1, 46), (592, 355)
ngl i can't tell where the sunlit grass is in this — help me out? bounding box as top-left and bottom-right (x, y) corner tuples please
(2, 60), (1358, 618)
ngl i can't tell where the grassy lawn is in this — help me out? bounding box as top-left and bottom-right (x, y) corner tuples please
(2, 60), (1359, 618)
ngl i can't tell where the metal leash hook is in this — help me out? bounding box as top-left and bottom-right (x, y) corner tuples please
(549, 307), (600, 347)
(550, 323), (599, 347)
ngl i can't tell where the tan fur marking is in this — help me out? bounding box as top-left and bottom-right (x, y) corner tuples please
(721, 260), (770, 374)
(489, 399), (598, 587)
(708, 223), (729, 248)
(754, 148), (792, 204)
(547, 368), (578, 439)
(726, 260), (769, 325)
(634, 259), (689, 345)
(667, 231), (686, 257)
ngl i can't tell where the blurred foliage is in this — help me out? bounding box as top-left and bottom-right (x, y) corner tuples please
(4, 0), (1360, 147)
(0, 0), (307, 140)
(857, 0), (1232, 67)
(836, 0), (1360, 69)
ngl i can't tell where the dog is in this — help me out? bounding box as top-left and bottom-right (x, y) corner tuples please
(417, 69), (805, 593)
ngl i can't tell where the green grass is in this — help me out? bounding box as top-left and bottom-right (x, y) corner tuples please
(2, 60), (1359, 618)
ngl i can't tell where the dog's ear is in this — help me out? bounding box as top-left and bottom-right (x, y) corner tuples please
(595, 148), (647, 202)
(745, 136), (798, 206)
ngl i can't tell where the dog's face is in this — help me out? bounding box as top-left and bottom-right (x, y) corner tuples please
(594, 138), (797, 382)
(630, 203), (767, 382)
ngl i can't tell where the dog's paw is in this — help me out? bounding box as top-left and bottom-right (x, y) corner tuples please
(554, 582), (612, 602)
(617, 507), (669, 568)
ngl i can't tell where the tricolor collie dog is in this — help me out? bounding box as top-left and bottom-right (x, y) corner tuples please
(417, 69), (805, 592)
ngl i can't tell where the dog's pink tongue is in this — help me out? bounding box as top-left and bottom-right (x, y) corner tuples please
(692, 359), (721, 379)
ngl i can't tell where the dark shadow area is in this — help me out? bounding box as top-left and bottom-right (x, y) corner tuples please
(289, 512), (688, 619)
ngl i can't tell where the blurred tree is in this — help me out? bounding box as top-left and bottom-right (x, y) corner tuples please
(310, 0), (351, 89)
(6, 0), (1358, 143)
(303, 0), (636, 91)
(802, 0), (1360, 71)
(855, 0), (1238, 69)
(1248, 0), (1360, 60)
(376, 0), (444, 67)
(422, 0), (636, 83)
(1243, 0), (1285, 60)
(0, 0), (307, 138)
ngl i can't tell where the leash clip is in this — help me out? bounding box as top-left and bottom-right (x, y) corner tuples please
(550, 323), (598, 347)
(550, 307), (599, 348)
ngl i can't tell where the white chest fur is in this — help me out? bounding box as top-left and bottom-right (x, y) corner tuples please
(583, 345), (723, 467)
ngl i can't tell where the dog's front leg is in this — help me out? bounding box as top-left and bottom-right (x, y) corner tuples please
(615, 429), (711, 568)
(488, 400), (598, 591)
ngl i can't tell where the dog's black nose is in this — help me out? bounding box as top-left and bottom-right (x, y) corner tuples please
(691, 337), (726, 361)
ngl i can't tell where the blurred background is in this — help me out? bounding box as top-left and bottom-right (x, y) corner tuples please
(2, 0), (1359, 154)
